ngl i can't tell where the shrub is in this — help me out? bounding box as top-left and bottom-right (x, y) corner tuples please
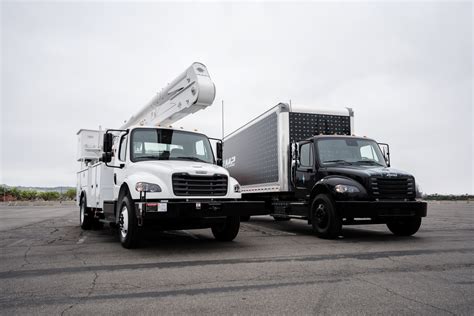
(39, 191), (60, 201)
(7, 187), (21, 200)
(63, 188), (76, 200)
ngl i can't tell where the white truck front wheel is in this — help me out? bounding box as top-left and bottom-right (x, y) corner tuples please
(119, 205), (129, 239)
(118, 195), (139, 249)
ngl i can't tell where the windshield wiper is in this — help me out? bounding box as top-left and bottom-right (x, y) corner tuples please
(323, 160), (353, 165)
(134, 155), (163, 161)
(173, 156), (208, 163)
(355, 160), (384, 166)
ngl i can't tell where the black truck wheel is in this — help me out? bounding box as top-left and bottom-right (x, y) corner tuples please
(118, 195), (140, 249)
(386, 217), (422, 236)
(80, 195), (93, 230)
(211, 216), (240, 241)
(240, 216), (251, 222)
(311, 194), (342, 239)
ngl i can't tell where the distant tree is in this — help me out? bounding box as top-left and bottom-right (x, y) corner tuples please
(424, 194), (473, 201)
(20, 190), (38, 200)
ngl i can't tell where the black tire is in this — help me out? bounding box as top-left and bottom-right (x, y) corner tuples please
(211, 216), (240, 241)
(240, 216), (251, 222)
(272, 216), (291, 222)
(80, 195), (93, 230)
(118, 195), (140, 249)
(93, 220), (104, 230)
(387, 217), (422, 236)
(311, 194), (342, 239)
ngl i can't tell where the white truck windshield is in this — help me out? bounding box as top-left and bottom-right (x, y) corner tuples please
(316, 138), (386, 167)
(130, 129), (215, 164)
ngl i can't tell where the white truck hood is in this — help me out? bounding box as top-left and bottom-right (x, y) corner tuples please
(130, 160), (229, 177)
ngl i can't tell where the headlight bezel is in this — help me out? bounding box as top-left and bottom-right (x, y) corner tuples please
(334, 184), (360, 194)
(233, 184), (241, 193)
(416, 183), (423, 199)
(135, 182), (162, 193)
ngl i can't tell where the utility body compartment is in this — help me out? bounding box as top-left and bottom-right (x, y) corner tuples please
(77, 162), (114, 209)
(76, 129), (104, 161)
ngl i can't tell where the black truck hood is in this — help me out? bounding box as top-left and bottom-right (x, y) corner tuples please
(323, 165), (414, 183)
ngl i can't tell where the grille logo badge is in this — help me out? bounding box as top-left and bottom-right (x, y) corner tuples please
(385, 173), (398, 177)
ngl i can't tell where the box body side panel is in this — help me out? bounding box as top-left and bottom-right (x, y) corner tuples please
(224, 111), (283, 192)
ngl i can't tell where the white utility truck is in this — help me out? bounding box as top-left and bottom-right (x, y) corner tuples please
(76, 63), (264, 248)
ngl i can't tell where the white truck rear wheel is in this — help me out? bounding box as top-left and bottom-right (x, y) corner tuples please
(211, 216), (240, 241)
(80, 195), (93, 230)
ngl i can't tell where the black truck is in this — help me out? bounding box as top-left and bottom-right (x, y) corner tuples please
(223, 103), (427, 238)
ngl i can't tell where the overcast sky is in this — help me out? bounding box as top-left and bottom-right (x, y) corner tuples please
(1, 1), (472, 194)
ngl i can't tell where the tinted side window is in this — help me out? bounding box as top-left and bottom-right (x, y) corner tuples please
(119, 136), (127, 161)
(360, 144), (376, 160)
(300, 143), (313, 167)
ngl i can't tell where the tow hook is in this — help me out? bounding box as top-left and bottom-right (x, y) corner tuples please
(137, 202), (144, 227)
(208, 202), (222, 211)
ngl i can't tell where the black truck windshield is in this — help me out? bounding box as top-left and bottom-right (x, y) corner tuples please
(130, 128), (214, 164)
(316, 138), (386, 167)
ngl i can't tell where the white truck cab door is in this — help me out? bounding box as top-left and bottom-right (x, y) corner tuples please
(113, 133), (129, 199)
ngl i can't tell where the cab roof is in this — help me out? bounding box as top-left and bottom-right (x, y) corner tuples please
(309, 134), (376, 142)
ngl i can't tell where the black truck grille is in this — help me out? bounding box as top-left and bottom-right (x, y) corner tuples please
(172, 173), (228, 196)
(370, 177), (416, 200)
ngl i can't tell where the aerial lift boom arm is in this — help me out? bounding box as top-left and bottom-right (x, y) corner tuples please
(121, 62), (216, 129)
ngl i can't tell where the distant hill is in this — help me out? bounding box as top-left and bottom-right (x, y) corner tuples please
(1, 185), (75, 193)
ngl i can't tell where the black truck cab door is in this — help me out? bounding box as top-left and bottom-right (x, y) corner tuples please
(294, 141), (316, 200)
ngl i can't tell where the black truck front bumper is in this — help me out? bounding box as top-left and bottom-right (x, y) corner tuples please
(336, 200), (427, 219)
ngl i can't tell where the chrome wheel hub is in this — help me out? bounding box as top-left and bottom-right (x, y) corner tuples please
(315, 203), (329, 228)
(119, 206), (129, 239)
(80, 203), (85, 224)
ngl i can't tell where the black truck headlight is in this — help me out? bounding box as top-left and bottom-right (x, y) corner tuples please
(416, 183), (423, 199)
(334, 184), (360, 194)
(135, 182), (162, 193)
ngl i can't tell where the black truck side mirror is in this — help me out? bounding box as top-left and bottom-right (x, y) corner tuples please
(378, 143), (391, 167)
(216, 142), (223, 166)
(291, 142), (299, 169)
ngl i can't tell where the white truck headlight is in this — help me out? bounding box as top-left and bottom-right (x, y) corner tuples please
(135, 182), (162, 193)
(334, 184), (360, 194)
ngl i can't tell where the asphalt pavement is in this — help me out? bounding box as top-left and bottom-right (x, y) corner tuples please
(0, 201), (472, 315)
